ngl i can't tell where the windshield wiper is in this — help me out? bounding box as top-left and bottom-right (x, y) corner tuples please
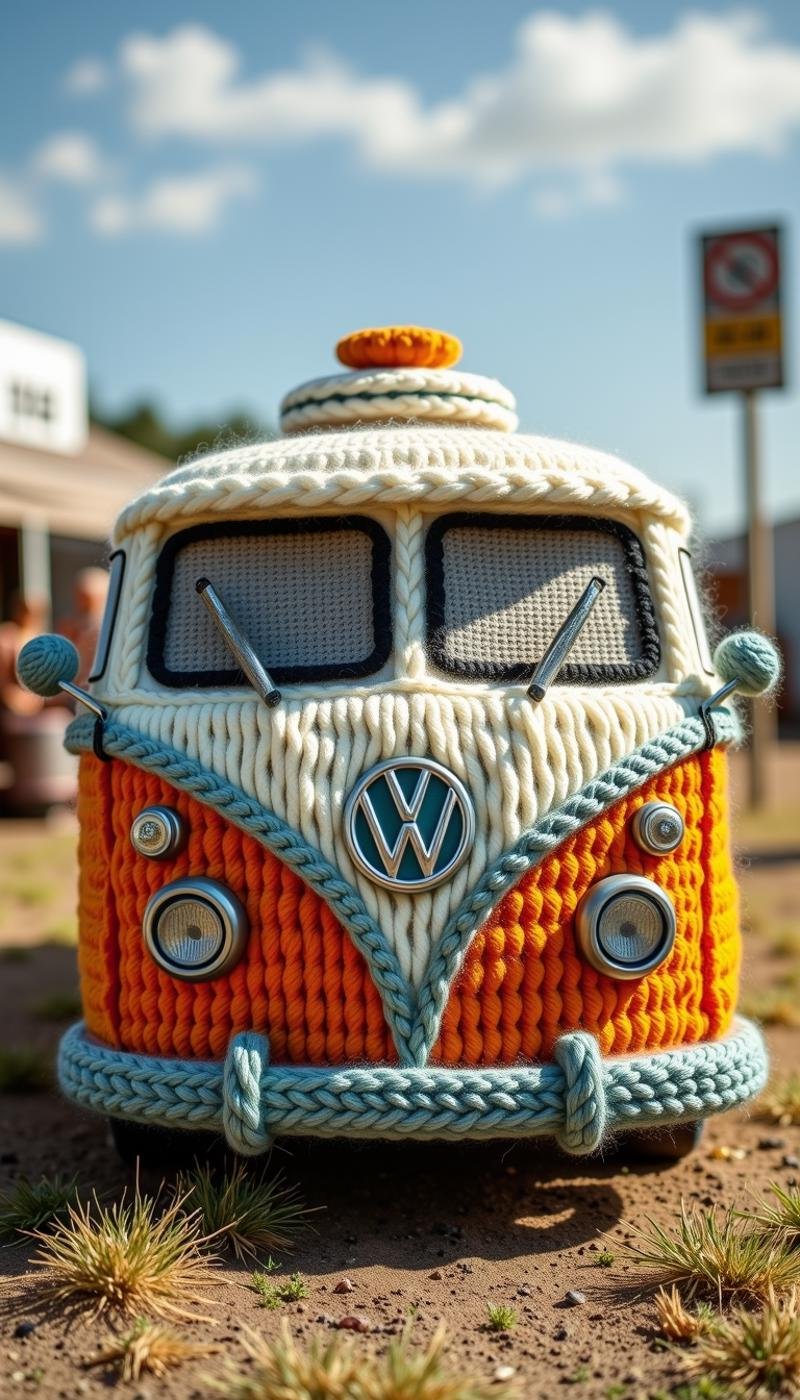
(526, 576), (606, 702)
(195, 577), (282, 709)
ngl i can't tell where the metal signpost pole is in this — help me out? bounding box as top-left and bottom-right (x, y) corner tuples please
(742, 387), (776, 807)
(700, 225), (784, 809)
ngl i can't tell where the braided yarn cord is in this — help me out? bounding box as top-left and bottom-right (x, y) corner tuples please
(58, 1017), (767, 1154)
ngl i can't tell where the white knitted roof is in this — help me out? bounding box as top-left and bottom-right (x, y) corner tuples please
(112, 424), (690, 543)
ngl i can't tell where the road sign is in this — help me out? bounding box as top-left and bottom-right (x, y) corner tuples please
(700, 226), (784, 393)
(0, 319), (87, 455)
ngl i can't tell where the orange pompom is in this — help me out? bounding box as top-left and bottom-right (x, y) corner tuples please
(336, 325), (462, 370)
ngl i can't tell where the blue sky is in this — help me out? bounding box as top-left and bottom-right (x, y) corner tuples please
(1, 1), (799, 535)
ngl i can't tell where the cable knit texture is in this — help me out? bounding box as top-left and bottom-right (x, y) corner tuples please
(58, 1017), (768, 1152)
(73, 721), (739, 1070)
(111, 427), (691, 543)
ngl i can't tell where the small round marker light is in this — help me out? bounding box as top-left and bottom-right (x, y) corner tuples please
(143, 877), (248, 981)
(631, 802), (685, 856)
(575, 875), (676, 980)
(130, 806), (186, 860)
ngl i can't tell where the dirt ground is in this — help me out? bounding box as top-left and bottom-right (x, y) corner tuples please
(1, 744), (799, 1399)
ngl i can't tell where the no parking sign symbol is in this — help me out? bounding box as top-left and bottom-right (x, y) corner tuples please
(699, 226), (784, 393)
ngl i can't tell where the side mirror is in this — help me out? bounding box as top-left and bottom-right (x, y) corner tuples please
(712, 629), (781, 698)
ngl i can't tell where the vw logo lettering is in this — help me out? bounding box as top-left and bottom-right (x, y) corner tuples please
(343, 757), (476, 892)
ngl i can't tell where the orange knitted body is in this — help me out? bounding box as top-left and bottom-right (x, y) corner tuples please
(77, 747), (738, 1065)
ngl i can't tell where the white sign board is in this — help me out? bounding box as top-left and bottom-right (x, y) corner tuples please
(0, 319), (88, 454)
(700, 226), (784, 393)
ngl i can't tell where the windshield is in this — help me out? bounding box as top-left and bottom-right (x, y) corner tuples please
(147, 516), (391, 688)
(425, 513), (660, 683)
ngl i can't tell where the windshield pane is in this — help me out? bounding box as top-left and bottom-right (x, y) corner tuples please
(148, 516), (391, 687)
(426, 513), (660, 683)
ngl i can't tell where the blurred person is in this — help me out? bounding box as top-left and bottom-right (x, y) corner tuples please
(0, 592), (76, 812)
(58, 566), (108, 686)
(0, 593), (50, 716)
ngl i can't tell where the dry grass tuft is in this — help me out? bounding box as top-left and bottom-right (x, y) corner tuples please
(30, 1189), (219, 1321)
(686, 1289), (800, 1397)
(211, 1321), (519, 1399)
(88, 1316), (221, 1382)
(654, 1285), (716, 1342)
(177, 1162), (311, 1263)
(628, 1203), (800, 1304)
(758, 1074), (800, 1128)
(0, 1173), (80, 1241)
(752, 1184), (800, 1248)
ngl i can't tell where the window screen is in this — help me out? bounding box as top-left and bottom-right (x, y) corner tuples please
(426, 513), (660, 683)
(147, 516), (391, 687)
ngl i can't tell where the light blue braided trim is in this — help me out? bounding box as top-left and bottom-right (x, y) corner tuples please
(65, 706), (740, 1068)
(58, 1016), (766, 1156)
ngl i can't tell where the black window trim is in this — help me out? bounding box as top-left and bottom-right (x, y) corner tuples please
(147, 515), (392, 689)
(88, 548), (126, 683)
(425, 512), (661, 684)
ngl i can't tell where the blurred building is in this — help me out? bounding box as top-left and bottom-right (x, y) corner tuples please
(0, 318), (168, 623)
(706, 516), (799, 728)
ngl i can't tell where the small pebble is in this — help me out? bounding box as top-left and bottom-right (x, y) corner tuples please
(758, 1136), (785, 1150)
(315, 1313), (334, 1325)
(783, 1155), (800, 1169)
(429, 1269), (443, 1280)
(337, 1315), (371, 1333)
(333, 1278), (355, 1294)
(494, 1365), (516, 1381)
(553, 1326), (568, 1340)
(565, 1290), (586, 1306)
(13, 1321), (36, 1339)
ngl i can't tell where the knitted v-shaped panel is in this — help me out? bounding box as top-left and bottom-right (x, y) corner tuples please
(77, 748), (736, 1067)
(112, 686), (696, 986)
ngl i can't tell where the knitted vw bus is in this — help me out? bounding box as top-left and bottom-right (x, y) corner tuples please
(19, 326), (780, 1162)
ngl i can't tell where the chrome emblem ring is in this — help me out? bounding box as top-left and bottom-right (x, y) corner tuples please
(343, 757), (475, 892)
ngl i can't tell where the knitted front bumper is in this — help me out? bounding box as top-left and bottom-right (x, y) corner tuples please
(59, 1016), (767, 1156)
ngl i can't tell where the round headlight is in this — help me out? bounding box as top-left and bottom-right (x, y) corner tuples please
(131, 806), (187, 860)
(631, 802), (685, 856)
(143, 877), (248, 981)
(575, 875), (676, 980)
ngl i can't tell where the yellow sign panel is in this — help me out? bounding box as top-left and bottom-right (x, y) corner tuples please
(704, 313), (782, 358)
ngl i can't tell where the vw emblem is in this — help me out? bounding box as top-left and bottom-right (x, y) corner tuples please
(343, 757), (475, 892)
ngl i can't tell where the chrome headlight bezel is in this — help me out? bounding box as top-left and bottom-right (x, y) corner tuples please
(130, 806), (187, 860)
(575, 874), (677, 980)
(631, 801), (685, 856)
(142, 876), (248, 982)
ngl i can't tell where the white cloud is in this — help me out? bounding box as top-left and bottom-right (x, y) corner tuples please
(532, 169), (624, 219)
(32, 132), (107, 185)
(117, 11), (800, 201)
(0, 177), (42, 245)
(89, 164), (258, 236)
(64, 57), (109, 96)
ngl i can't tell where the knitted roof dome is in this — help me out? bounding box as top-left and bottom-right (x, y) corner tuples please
(113, 327), (690, 542)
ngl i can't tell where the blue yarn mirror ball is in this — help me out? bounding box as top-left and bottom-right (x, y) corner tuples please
(16, 634), (80, 697)
(713, 630), (781, 698)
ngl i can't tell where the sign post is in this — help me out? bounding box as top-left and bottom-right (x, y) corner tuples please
(699, 225), (785, 808)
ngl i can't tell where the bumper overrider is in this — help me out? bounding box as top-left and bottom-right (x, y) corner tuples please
(58, 1016), (767, 1157)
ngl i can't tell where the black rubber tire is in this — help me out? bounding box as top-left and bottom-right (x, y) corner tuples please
(109, 1118), (224, 1170)
(623, 1120), (705, 1163)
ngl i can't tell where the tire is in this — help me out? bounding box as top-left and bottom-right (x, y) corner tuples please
(621, 1120), (705, 1163)
(109, 1118), (225, 1170)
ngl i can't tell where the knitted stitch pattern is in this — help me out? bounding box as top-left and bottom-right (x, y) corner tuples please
(77, 747), (736, 1068)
